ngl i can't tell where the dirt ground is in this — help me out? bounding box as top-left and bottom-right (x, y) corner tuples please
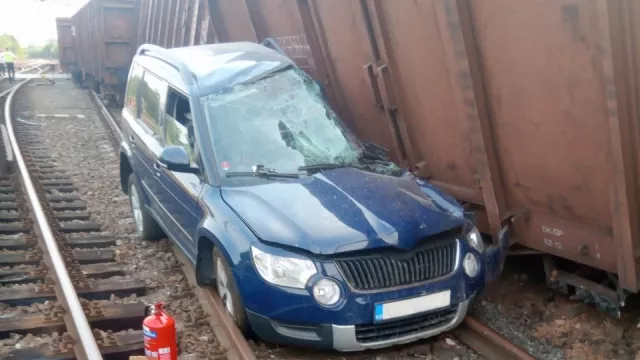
(474, 256), (640, 360)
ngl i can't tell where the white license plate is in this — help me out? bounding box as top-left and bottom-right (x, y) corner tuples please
(374, 290), (451, 322)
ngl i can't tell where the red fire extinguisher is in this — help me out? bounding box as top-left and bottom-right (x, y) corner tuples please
(143, 302), (177, 360)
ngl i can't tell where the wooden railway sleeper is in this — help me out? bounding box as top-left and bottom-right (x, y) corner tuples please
(35, 282), (53, 293)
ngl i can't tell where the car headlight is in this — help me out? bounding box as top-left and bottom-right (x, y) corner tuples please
(251, 246), (317, 289)
(463, 252), (480, 277)
(313, 278), (341, 306)
(466, 226), (485, 253)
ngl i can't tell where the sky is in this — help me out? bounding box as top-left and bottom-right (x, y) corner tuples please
(0, 0), (89, 46)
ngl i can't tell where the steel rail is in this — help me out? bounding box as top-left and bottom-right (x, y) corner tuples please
(90, 90), (123, 141)
(4, 71), (103, 359)
(455, 316), (536, 360)
(17, 65), (43, 73)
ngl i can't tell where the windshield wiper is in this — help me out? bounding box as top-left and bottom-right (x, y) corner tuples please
(226, 172), (300, 179)
(226, 164), (300, 179)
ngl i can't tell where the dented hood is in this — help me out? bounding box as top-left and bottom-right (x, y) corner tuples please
(221, 168), (466, 255)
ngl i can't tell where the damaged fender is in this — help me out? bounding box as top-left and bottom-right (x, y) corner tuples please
(483, 225), (509, 284)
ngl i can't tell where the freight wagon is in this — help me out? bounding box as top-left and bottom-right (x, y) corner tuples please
(55, 18), (77, 75)
(70, 0), (137, 105)
(60, 0), (640, 316)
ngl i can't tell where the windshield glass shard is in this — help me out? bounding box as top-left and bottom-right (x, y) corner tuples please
(202, 68), (361, 175)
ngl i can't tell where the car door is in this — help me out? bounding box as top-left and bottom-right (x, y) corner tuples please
(129, 69), (167, 217)
(155, 89), (204, 257)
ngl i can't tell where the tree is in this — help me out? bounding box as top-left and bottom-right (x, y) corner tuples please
(25, 40), (58, 59)
(0, 34), (25, 58)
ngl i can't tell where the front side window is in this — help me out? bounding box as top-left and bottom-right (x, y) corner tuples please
(138, 71), (165, 137)
(164, 89), (196, 164)
(202, 68), (361, 174)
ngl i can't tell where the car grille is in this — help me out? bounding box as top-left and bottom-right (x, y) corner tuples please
(335, 238), (458, 291)
(355, 306), (458, 343)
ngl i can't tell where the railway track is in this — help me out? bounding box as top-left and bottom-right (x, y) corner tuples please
(0, 70), (234, 360)
(0, 70), (146, 359)
(0, 69), (537, 359)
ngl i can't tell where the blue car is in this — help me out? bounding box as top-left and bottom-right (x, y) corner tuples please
(119, 42), (509, 351)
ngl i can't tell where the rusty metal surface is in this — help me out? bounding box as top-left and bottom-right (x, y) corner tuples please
(55, 18), (77, 73)
(366, 0), (484, 202)
(248, 0), (318, 77)
(149, 0), (159, 45)
(159, 0), (169, 47)
(466, 0), (637, 287)
(599, 0), (640, 294)
(210, 0), (258, 42)
(100, 1), (136, 74)
(302, 0), (398, 159)
(71, 3), (95, 78)
(70, 0), (136, 91)
(172, 0), (192, 47)
(456, 317), (536, 360)
(136, 0), (205, 48)
(291, 0), (640, 291)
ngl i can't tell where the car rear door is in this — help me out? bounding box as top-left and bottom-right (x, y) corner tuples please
(127, 68), (168, 217)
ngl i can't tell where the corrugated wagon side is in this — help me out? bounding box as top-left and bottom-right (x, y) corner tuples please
(55, 18), (77, 74)
(135, 0), (237, 49)
(71, 2), (96, 90)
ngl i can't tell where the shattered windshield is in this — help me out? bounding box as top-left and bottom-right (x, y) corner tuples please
(201, 68), (362, 175)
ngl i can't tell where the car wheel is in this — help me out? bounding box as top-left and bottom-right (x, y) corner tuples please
(213, 247), (248, 333)
(128, 173), (164, 241)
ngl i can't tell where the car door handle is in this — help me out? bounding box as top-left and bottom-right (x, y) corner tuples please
(153, 162), (162, 177)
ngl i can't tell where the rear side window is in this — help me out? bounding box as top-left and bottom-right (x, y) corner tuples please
(124, 64), (143, 116)
(138, 71), (166, 137)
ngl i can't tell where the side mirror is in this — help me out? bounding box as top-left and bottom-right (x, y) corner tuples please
(158, 146), (199, 174)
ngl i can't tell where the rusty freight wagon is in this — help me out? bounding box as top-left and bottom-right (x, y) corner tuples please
(60, 0), (640, 315)
(70, 0), (137, 105)
(55, 18), (77, 74)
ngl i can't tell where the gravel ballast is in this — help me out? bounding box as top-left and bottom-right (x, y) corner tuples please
(12, 80), (224, 359)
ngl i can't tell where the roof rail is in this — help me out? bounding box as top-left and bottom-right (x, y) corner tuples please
(136, 44), (195, 86)
(261, 38), (286, 56)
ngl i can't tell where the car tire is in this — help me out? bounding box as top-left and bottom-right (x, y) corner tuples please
(128, 173), (164, 241)
(213, 247), (249, 334)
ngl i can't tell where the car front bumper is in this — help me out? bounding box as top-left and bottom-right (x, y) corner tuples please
(241, 226), (509, 351)
(246, 296), (472, 351)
